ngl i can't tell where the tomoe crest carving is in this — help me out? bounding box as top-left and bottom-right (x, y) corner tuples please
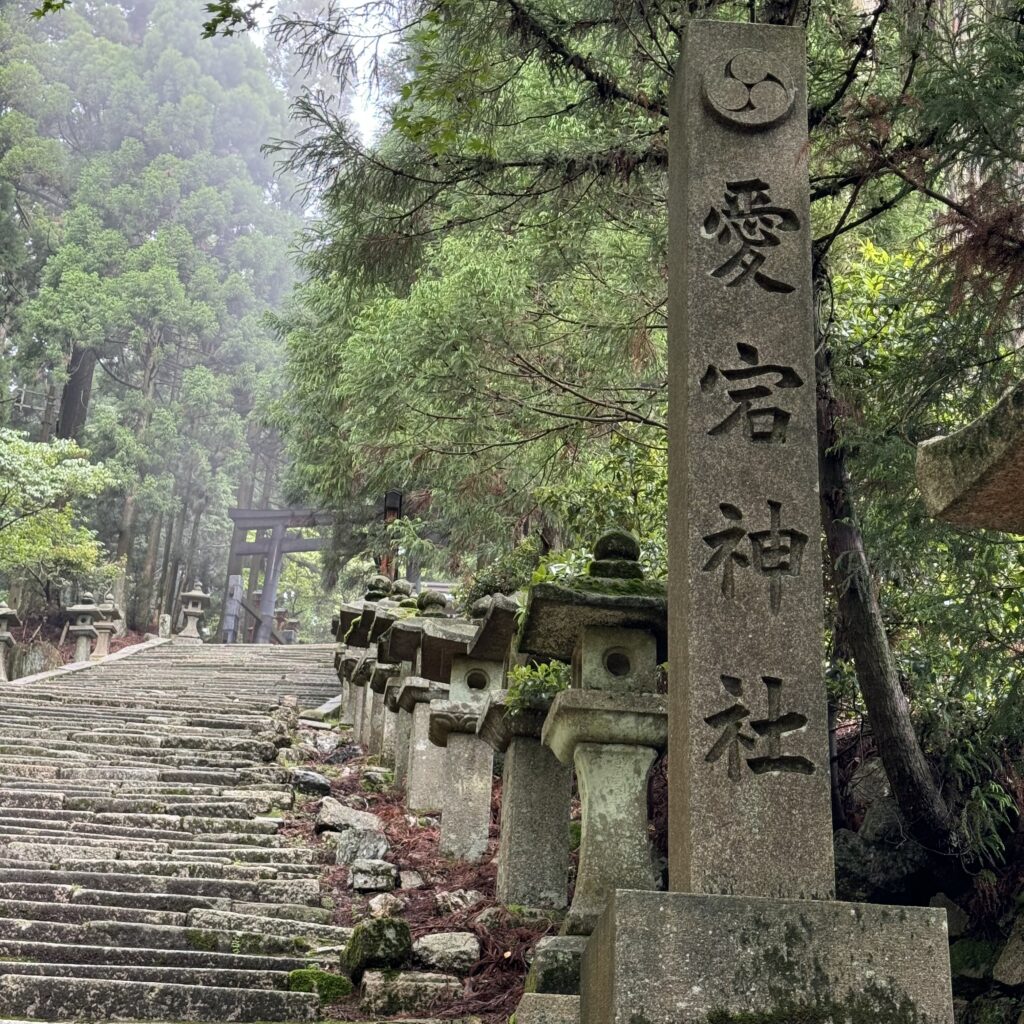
(703, 50), (795, 129)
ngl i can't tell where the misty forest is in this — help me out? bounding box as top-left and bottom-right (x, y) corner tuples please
(1, 1), (1024, 1022)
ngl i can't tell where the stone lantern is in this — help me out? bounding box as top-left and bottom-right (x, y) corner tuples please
(67, 592), (101, 663)
(92, 592), (123, 661)
(520, 528), (668, 937)
(426, 602), (511, 863)
(0, 596), (21, 683)
(177, 582), (210, 643)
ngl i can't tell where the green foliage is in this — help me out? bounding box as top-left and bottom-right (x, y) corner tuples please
(505, 661), (571, 715)
(459, 537), (541, 610)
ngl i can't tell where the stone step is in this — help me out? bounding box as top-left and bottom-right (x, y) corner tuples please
(0, 917), (311, 955)
(0, 869), (321, 904)
(0, 859), (302, 881)
(0, 939), (312, 971)
(0, 962), (289, 990)
(0, 974), (319, 1021)
(184, 909), (352, 944)
(0, 899), (188, 927)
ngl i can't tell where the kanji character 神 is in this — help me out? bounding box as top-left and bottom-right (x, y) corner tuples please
(702, 501), (808, 613)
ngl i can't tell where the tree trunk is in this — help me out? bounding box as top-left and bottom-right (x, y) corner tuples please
(134, 511), (163, 632)
(56, 346), (97, 440)
(815, 328), (953, 852)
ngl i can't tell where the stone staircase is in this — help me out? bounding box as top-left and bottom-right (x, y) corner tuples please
(0, 641), (346, 1022)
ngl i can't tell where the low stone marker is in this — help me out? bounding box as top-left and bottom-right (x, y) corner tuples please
(576, 20), (954, 1024)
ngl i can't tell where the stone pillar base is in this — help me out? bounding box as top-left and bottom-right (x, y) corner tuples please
(581, 890), (954, 1024)
(498, 734), (571, 908)
(405, 703), (446, 813)
(439, 731), (493, 863)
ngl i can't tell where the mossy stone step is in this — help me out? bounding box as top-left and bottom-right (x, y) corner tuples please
(0, 973), (319, 1022)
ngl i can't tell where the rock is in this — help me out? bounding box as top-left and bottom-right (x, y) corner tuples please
(847, 756), (891, 807)
(9, 641), (62, 679)
(360, 970), (463, 1015)
(325, 742), (363, 764)
(930, 892), (969, 939)
(473, 906), (505, 931)
(413, 932), (481, 973)
(950, 938), (1002, 981)
(328, 827), (389, 866)
(315, 732), (340, 756)
(858, 796), (904, 843)
(369, 892), (407, 917)
(350, 858), (398, 892)
(287, 967), (353, 1002)
(341, 916), (412, 977)
(514, 993), (581, 1024)
(525, 935), (588, 995)
(400, 869), (424, 889)
(291, 768), (332, 796)
(316, 796), (384, 834)
(833, 827), (931, 904)
(434, 889), (485, 914)
(992, 912), (1024, 985)
(960, 995), (1017, 1024)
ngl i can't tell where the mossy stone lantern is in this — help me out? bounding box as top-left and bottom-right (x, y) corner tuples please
(67, 592), (101, 663)
(0, 596), (21, 682)
(177, 581), (210, 643)
(518, 528), (668, 936)
(92, 592), (123, 661)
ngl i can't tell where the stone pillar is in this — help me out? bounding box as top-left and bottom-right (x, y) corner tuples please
(350, 682), (366, 743)
(479, 693), (572, 909)
(437, 727), (493, 863)
(498, 733), (571, 908)
(575, 21), (954, 1024)
(0, 598), (21, 683)
(405, 700), (447, 814)
(367, 687), (386, 756)
(394, 706), (413, 789)
(381, 680), (401, 767)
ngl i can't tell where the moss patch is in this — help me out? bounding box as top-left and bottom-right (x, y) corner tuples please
(340, 915), (411, 977)
(287, 968), (353, 1003)
(565, 576), (666, 598)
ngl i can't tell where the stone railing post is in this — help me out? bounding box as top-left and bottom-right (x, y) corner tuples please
(0, 597), (21, 683)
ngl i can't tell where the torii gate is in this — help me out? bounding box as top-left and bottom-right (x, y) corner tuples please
(220, 507), (333, 644)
